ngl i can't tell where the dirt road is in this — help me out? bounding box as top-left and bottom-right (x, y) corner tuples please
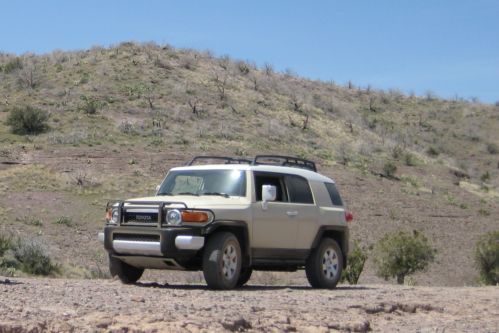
(0, 277), (497, 332)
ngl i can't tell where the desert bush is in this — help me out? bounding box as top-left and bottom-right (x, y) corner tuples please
(0, 234), (10, 257)
(404, 152), (419, 166)
(474, 231), (499, 285)
(12, 238), (59, 276)
(2, 57), (23, 73)
(426, 146), (440, 157)
(486, 143), (498, 155)
(6, 106), (49, 135)
(374, 230), (436, 284)
(341, 241), (368, 285)
(383, 161), (397, 178)
(54, 216), (73, 227)
(236, 60), (250, 75)
(480, 171), (491, 182)
(79, 96), (101, 114)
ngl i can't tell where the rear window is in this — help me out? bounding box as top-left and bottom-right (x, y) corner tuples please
(325, 183), (343, 206)
(285, 175), (314, 204)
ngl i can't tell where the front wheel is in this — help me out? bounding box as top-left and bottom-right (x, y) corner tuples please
(305, 238), (343, 289)
(109, 255), (144, 284)
(237, 267), (253, 287)
(202, 232), (242, 290)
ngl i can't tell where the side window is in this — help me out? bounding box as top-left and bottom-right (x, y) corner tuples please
(325, 182), (343, 206)
(254, 173), (286, 202)
(285, 175), (314, 204)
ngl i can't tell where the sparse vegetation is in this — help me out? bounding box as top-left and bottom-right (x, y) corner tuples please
(486, 143), (498, 154)
(374, 230), (436, 284)
(474, 231), (499, 285)
(1, 236), (59, 276)
(0, 234), (10, 257)
(341, 241), (368, 285)
(383, 161), (397, 178)
(6, 106), (49, 135)
(12, 238), (59, 276)
(54, 216), (73, 227)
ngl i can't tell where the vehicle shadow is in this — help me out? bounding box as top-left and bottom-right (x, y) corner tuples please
(134, 282), (375, 291)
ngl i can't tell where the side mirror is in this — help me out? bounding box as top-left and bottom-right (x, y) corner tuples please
(262, 185), (276, 210)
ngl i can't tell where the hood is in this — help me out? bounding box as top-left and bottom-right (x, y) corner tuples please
(125, 195), (249, 208)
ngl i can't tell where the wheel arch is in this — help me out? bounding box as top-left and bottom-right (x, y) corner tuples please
(202, 220), (251, 267)
(311, 226), (349, 267)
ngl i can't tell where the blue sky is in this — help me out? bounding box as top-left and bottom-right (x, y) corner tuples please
(1, 1), (497, 103)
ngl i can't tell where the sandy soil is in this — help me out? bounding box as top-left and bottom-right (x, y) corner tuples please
(0, 277), (497, 333)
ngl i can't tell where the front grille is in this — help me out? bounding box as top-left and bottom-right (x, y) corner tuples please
(113, 233), (160, 242)
(123, 212), (158, 224)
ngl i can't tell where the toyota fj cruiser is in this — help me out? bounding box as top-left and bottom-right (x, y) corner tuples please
(99, 155), (352, 289)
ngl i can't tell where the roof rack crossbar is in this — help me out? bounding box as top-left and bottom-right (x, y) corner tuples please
(187, 156), (252, 166)
(252, 155), (317, 172)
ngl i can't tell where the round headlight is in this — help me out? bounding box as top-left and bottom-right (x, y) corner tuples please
(111, 209), (119, 223)
(166, 209), (182, 225)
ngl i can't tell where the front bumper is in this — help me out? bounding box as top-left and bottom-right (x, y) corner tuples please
(98, 226), (205, 258)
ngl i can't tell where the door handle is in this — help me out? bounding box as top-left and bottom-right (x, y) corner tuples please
(286, 211), (298, 217)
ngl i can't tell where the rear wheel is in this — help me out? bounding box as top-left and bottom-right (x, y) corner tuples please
(109, 255), (144, 284)
(203, 232), (241, 290)
(305, 238), (343, 289)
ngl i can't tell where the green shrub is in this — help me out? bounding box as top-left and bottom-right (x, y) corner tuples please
(54, 216), (73, 227)
(486, 143), (498, 155)
(404, 152), (418, 166)
(383, 161), (397, 178)
(475, 231), (499, 285)
(341, 241), (368, 285)
(6, 106), (49, 135)
(12, 238), (59, 276)
(426, 146), (440, 157)
(0, 234), (10, 257)
(79, 96), (102, 114)
(374, 230), (436, 284)
(2, 57), (23, 73)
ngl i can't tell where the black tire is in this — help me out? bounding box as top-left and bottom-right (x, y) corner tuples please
(305, 238), (343, 289)
(202, 232), (242, 290)
(109, 254), (144, 284)
(237, 267), (253, 287)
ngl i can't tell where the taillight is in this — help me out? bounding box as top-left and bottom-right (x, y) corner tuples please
(345, 211), (353, 222)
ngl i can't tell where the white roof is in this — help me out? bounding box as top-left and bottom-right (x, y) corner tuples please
(170, 164), (334, 183)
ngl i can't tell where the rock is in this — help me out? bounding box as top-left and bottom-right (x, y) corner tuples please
(328, 320), (371, 332)
(221, 317), (252, 332)
(95, 318), (113, 329)
(131, 296), (145, 303)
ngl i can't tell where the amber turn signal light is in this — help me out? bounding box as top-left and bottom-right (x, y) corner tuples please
(181, 211), (210, 223)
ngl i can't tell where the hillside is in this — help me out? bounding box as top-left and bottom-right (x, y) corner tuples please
(0, 42), (498, 286)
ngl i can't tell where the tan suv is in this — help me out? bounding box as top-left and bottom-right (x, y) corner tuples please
(99, 155), (353, 289)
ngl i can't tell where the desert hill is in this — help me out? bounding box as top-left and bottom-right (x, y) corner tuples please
(0, 42), (498, 286)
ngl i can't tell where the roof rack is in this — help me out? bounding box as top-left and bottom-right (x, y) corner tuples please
(187, 156), (252, 166)
(252, 155), (317, 172)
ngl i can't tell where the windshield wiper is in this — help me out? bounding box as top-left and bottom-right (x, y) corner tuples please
(158, 192), (173, 196)
(176, 192), (200, 196)
(201, 192), (230, 198)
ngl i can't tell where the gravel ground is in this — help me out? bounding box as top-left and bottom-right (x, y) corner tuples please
(0, 277), (497, 333)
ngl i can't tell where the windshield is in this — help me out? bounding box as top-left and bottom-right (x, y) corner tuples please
(158, 169), (246, 197)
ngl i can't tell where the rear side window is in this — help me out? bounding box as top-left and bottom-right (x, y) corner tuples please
(325, 183), (343, 206)
(285, 175), (314, 204)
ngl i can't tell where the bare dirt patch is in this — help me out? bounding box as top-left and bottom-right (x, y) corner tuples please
(0, 278), (497, 332)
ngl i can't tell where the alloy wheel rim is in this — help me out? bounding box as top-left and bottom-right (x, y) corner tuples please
(322, 247), (339, 280)
(222, 243), (238, 280)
